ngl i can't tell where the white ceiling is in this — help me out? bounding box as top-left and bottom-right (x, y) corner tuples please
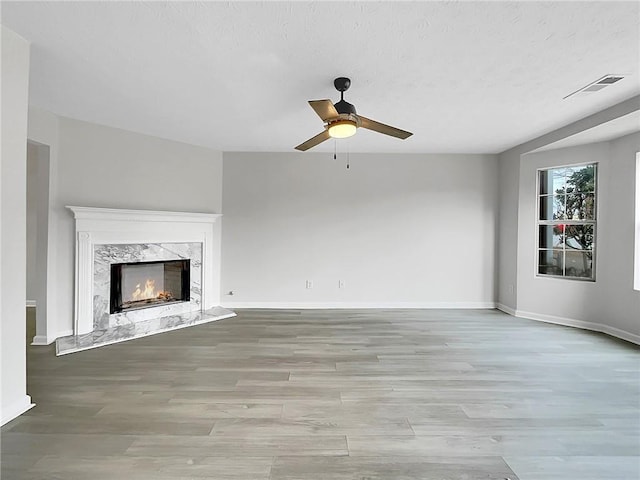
(2, 1), (639, 153)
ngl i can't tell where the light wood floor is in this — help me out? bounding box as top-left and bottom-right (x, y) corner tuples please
(2, 308), (639, 479)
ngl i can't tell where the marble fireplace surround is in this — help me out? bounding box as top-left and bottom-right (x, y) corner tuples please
(67, 206), (231, 342)
(93, 242), (202, 330)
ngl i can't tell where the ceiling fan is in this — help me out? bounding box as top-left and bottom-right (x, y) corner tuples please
(295, 77), (413, 151)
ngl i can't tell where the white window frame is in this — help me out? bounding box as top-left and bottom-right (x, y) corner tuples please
(536, 162), (597, 281)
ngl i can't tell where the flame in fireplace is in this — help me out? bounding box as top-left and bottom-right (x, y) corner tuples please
(130, 278), (173, 302)
(131, 279), (156, 301)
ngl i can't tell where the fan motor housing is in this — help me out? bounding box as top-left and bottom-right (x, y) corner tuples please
(334, 99), (356, 115)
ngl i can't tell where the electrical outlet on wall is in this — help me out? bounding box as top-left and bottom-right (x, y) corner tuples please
(306, 280), (313, 289)
(338, 280), (345, 289)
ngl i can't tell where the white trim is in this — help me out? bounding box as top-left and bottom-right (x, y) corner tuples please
(222, 302), (497, 309)
(1, 396), (35, 426)
(31, 335), (51, 346)
(66, 206), (221, 224)
(26, 300), (36, 307)
(49, 329), (73, 343)
(496, 303), (517, 316)
(600, 324), (640, 345)
(515, 309), (640, 345)
(75, 231), (93, 335)
(535, 162), (598, 281)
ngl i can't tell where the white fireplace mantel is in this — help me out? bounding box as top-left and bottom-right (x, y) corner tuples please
(67, 206), (221, 224)
(67, 206), (222, 335)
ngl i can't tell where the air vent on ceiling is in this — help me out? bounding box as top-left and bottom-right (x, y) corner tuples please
(564, 74), (626, 99)
(596, 75), (624, 84)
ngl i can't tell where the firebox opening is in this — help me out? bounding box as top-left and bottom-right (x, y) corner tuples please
(110, 259), (190, 314)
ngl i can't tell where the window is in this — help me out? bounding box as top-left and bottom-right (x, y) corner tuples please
(537, 163), (597, 280)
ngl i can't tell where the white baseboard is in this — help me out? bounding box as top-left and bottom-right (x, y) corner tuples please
(47, 329), (74, 343)
(599, 324), (640, 345)
(1, 395), (35, 426)
(515, 309), (640, 345)
(31, 335), (52, 346)
(26, 300), (36, 308)
(222, 301), (497, 310)
(496, 303), (517, 316)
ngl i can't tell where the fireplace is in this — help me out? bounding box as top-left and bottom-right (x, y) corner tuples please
(60, 207), (235, 355)
(110, 259), (190, 314)
(67, 206), (224, 336)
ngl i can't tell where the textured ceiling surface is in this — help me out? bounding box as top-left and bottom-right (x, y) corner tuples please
(2, 1), (639, 153)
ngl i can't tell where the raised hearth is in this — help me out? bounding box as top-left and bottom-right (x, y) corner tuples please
(57, 306), (235, 355)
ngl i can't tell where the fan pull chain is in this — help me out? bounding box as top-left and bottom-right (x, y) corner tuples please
(346, 150), (350, 170)
(334, 140), (337, 160)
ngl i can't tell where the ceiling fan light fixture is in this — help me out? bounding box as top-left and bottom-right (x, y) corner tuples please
(328, 119), (357, 139)
(294, 77), (412, 151)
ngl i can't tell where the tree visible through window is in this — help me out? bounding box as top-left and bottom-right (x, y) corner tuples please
(537, 163), (597, 280)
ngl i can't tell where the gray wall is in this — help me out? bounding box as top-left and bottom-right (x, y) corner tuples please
(497, 151), (520, 312)
(26, 140), (50, 322)
(222, 152), (498, 307)
(597, 133), (640, 335)
(26, 143), (38, 303)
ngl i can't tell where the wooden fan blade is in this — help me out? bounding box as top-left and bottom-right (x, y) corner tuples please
(295, 130), (331, 151)
(309, 100), (339, 122)
(358, 115), (413, 139)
